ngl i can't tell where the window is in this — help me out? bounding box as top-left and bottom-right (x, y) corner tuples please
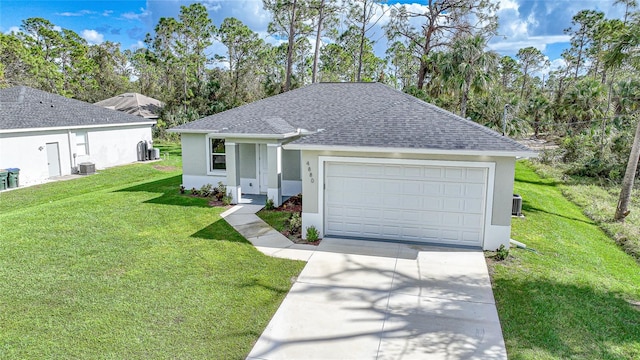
(210, 138), (226, 171)
(76, 131), (88, 156)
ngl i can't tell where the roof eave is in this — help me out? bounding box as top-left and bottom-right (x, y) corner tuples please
(0, 120), (157, 134)
(283, 143), (538, 158)
(168, 128), (302, 140)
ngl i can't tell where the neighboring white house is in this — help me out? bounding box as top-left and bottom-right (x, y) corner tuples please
(169, 83), (536, 250)
(0, 86), (156, 186)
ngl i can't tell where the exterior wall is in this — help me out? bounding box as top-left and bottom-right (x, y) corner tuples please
(180, 134), (303, 197)
(282, 149), (302, 196)
(0, 124), (152, 187)
(0, 130), (71, 186)
(81, 125), (152, 169)
(299, 150), (517, 250)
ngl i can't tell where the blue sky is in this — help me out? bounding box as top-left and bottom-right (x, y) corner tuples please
(0, 0), (628, 71)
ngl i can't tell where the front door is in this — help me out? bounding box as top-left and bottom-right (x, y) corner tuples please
(259, 144), (268, 193)
(46, 142), (61, 177)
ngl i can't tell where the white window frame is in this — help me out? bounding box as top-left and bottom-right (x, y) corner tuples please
(207, 136), (226, 175)
(76, 131), (89, 156)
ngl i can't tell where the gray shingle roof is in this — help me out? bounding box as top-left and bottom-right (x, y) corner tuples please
(0, 86), (156, 131)
(170, 82), (533, 153)
(94, 93), (164, 119)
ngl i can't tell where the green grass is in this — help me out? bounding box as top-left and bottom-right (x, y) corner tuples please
(490, 161), (640, 359)
(532, 162), (640, 261)
(257, 210), (291, 233)
(0, 149), (305, 359)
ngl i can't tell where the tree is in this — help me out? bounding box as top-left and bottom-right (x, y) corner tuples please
(606, 18), (640, 221)
(346, 0), (385, 82)
(264, 0), (315, 91)
(563, 10), (605, 79)
(386, 0), (498, 90)
(0, 32), (37, 88)
(499, 56), (519, 92)
(516, 47), (547, 100)
(217, 17), (263, 106)
(442, 35), (498, 118)
(310, 0), (340, 83)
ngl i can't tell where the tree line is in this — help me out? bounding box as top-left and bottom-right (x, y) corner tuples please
(1, 0), (639, 219)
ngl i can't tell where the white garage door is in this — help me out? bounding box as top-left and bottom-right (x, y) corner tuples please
(324, 162), (488, 246)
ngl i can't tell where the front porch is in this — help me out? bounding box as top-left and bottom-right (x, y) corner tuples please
(224, 141), (302, 206)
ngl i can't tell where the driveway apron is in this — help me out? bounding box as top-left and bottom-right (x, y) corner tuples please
(246, 238), (507, 360)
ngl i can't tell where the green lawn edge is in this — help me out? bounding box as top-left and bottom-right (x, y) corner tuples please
(489, 161), (640, 360)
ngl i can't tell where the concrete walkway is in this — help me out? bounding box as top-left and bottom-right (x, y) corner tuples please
(221, 204), (507, 360)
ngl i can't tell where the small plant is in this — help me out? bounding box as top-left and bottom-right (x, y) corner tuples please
(222, 191), (233, 206)
(179, 185), (185, 194)
(199, 183), (213, 197)
(190, 187), (198, 196)
(306, 225), (319, 242)
(265, 198), (275, 210)
(494, 244), (509, 261)
(288, 212), (302, 234)
(215, 182), (227, 201)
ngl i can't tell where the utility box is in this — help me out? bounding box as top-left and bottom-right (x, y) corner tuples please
(0, 169), (7, 190)
(7, 168), (19, 188)
(512, 194), (523, 217)
(79, 162), (95, 175)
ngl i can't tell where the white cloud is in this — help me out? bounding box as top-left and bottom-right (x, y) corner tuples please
(81, 29), (104, 45)
(5, 26), (21, 34)
(488, 35), (570, 53)
(56, 10), (96, 17)
(130, 40), (146, 50)
(122, 7), (151, 20)
(53, 25), (62, 32)
(103, 10), (114, 17)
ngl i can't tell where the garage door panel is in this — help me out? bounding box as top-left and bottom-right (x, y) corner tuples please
(325, 162), (487, 247)
(445, 168), (464, 180)
(466, 168), (487, 182)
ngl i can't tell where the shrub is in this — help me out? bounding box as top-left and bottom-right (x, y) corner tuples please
(306, 226), (319, 242)
(288, 212), (302, 234)
(494, 244), (509, 261)
(222, 192), (233, 206)
(215, 182), (227, 201)
(265, 198), (275, 210)
(199, 183), (214, 197)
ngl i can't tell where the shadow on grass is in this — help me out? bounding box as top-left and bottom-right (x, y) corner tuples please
(116, 175), (211, 208)
(191, 218), (249, 244)
(514, 176), (559, 187)
(493, 276), (640, 359)
(522, 200), (596, 225)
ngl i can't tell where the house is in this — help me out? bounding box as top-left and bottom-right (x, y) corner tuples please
(95, 93), (164, 119)
(169, 83), (536, 250)
(0, 86), (156, 186)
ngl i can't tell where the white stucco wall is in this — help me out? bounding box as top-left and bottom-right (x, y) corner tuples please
(0, 124), (152, 187)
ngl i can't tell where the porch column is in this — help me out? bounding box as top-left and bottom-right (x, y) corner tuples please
(267, 143), (282, 206)
(225, 142), (241, 204)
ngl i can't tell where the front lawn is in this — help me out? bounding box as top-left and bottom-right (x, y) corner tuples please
(489, 161), (640, 359)
(0, 152), (305, 358)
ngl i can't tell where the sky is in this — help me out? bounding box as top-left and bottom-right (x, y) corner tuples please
(0, 0), (629, 72)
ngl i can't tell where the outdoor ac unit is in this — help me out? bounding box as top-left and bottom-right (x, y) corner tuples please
(512, 194), (523, 217)
(79, 162), (95, 175)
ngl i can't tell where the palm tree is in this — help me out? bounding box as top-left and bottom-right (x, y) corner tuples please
(605, 19), (640, 221)
(443, 35), (498, 118)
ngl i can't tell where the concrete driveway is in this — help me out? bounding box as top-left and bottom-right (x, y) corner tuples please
(246, 238), (507, 360)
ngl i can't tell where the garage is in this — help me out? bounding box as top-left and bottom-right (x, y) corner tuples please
(324, 160), (490, 247)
